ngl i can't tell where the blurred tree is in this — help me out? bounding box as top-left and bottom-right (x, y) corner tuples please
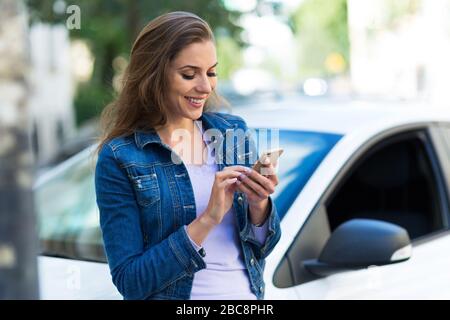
(216, 35), (243, 80)
(26, 0), (243, 126)
(291, 0), (349, 79)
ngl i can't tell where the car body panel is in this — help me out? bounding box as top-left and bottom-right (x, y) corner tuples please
(38, 256), (121, 300)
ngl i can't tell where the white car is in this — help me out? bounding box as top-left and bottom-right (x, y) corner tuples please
(35, 100), (450, 299)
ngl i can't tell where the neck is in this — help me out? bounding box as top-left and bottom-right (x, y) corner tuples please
(156, 117), (195, 146)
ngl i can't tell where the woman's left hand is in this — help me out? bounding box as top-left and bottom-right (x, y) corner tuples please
(235, 161), (279, 225)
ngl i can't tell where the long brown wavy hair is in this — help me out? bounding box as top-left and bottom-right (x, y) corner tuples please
(97, 11), (224, 154)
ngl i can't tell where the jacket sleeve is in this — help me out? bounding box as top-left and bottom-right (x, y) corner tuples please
(240, 196), (281, 259)
(95, 144), (206, 300)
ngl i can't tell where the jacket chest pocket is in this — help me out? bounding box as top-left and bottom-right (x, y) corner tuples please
(129, 173), (160, 207)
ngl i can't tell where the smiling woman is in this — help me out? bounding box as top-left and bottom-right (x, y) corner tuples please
(162, 40), (218, 136)
(94, 11), (281, 300)
(97, 12), (220, 152)
(174, 58), (218, 109)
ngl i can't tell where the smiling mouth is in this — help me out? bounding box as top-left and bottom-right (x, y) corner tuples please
(184, 96), (206, 106)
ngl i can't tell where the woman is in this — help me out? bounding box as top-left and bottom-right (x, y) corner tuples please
(95, 11), (281, 300)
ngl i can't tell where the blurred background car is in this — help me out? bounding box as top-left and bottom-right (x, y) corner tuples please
(35, 101), (450, 299)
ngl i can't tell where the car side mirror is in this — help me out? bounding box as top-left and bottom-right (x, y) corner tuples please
(303, 219), (412, 277)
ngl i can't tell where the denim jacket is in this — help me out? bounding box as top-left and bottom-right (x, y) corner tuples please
(95, 112), (281, 300)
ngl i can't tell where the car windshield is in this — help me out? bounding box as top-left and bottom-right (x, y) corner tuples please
(34, 130), (342, 262)
(34, 150), (104, 262)
(265, 130), (342, 219)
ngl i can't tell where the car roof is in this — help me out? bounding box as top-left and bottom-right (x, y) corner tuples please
(231, 98), (450, 135)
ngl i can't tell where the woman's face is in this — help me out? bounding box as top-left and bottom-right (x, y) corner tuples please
(166, 40), (218, 124)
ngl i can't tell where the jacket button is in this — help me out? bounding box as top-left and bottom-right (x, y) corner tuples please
(237, 195), (243, 205)
(198, 248), (206, 258)
(250, 258), (255, 266)
(259, 286), (264, 293)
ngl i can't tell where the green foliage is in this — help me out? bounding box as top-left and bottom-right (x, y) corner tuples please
(73, 83), (113, 127)
(26, 0), (243, 126)
(292, 0), (349, 78)
(216, 36), (243, 80)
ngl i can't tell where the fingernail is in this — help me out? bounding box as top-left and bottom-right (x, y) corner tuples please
(238, 173), (247, 180)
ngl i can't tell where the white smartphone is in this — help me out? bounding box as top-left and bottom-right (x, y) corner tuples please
(252, 148), (284, 175)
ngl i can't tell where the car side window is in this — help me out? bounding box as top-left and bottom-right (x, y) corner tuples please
(440, 126), (450, 183)
(437, 126), (450, 151)
(273, 129), (449, 288)
(326, 130), (446, 240)
(432, 125), (450, 185)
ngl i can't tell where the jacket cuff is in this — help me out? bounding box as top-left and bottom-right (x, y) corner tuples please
(168, 226), (206, 275)
(249, 219), (269, 245)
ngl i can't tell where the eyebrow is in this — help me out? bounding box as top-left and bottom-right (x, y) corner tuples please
(178, 62), (218, 70)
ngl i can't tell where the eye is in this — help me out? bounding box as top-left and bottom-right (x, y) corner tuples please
(207, 72), (217, 77)
(182, 74), (195, 80)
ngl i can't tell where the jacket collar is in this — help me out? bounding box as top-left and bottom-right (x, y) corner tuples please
(134, 112), (235, 150)
(134, 128), (161, 149)
(199, 112), (236, 132)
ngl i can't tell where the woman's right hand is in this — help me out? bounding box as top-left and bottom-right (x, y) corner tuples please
(202, 166), (250, 226)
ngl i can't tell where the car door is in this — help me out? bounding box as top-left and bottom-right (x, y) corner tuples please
(273, 126), (450, 299)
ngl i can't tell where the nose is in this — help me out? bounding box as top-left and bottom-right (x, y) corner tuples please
(195, 74), (213, 94)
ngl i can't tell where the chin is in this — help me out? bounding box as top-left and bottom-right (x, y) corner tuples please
(189, 108), (204, 120)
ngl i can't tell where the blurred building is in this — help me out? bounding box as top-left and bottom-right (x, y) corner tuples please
(28, 23), (76, 167)
(347, 0), (450, 106)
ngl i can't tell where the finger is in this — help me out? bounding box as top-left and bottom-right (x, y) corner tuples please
(236, 181), (264, 202)
(218, 177), (238, 189)
(238, 174), (272, 198)
(222, 165), (250, 173)
(216, 166), (251, 180)
(259, 164), (279, 185)
(244, 169), (275, 194)
(269, 174), (279, 186)
(215, 170), (245, 182)
(227, 181), (239, 193)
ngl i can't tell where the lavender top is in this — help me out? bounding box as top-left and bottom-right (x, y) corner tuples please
(183, 121), (269, 300)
